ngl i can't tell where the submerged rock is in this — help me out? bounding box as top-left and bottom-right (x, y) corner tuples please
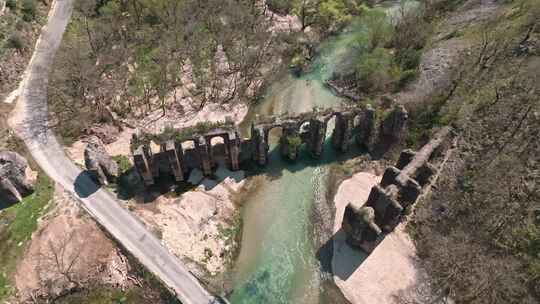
(0, 151), (35, 205)
(84, 136), (118, 185)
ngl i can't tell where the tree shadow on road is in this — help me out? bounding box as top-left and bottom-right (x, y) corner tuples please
(74, 171), (100, 198)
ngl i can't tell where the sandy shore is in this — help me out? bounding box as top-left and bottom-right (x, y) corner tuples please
(135, 167), (245, 276)
(332, 172), (431, 304)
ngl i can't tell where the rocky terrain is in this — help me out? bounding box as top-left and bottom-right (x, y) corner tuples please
(14, 185), (131, 302)
(0, 151), (36, 206)
(135, 168), (246, 279)
(83, 136), (119, 185)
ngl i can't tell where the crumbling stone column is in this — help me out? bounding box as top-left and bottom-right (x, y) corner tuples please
(343, 205), (382, 253)
(365, 185), (404, 232)
(279, 125), (301, 161)
(397, 177), (422, 209)
(356, 104), (375, 148)
(332, 112), (355, 152)
(133, 146), (154, 186)
(85, 136), (119, 186)
(380, 105), (408, 139)
(396, 149), (416, 170)
(415, 163), (437, 186)
(307, 117), (327, 158)
(251, 125), (268, 166)
(229, 132), (241, 171)
(165, 140), (184, 182)
(380, 166), (401, 188)
(196, 137), (213, 176)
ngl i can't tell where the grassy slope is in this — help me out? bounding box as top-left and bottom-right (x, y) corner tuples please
(409, 0), (540, 302)
(0, 173), (54, 300)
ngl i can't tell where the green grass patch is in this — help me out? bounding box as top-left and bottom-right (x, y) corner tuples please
(0, 173), (54, 301)
(112, 155), (132, 175)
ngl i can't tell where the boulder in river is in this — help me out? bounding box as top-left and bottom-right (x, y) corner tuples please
(0, 151), (35, 205)
(84, 136), (118, 185)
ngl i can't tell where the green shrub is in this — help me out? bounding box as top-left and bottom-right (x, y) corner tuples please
(355, 47), (400, 92)
(21, 0), (37, 22)
(396, 47), (421, 70)
(7, 33), (24, 50)
(392, 5), (430, 51)
(6, 0), (17, 10)
(113, 155), (132, 174)
(398, 69), (418, 88)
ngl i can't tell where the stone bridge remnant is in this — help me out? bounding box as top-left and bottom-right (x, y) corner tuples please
(131, 104), (407, 186)
(84, 136), (119, 185)
(343, 127), (453, 253)
(0, 151), (35, 205)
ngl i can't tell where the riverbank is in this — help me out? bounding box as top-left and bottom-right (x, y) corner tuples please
(331, 171), (435, 304)
(132, 167), (247, 290)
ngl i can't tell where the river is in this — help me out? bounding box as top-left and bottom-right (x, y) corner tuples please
(229, 3), (415, 303)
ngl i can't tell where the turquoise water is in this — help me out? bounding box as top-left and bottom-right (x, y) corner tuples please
(230, 32), (352, 304)
(230, 4), (415, 303)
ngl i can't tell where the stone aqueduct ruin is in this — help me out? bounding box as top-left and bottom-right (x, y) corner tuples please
(131, 104), (408, 186)
(343, 126), (453, 252)
(129, 103), (451, 253)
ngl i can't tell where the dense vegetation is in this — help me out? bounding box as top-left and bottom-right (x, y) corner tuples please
(410, 0), (540, 302)
(267, 0), (364, 31)
(47, 0), (382, 143)
(48, 0), (302, 142)
(328, 2), (432, 96)
(0, 0), (45, 99)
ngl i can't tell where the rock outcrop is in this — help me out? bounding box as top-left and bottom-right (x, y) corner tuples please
(0, 151), (35, 205)
(84, 136), (118, 185)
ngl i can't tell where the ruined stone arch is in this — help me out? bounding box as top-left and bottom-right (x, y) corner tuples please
(205, 133), (232, 167)
(298, 120), (311, 134)
(263, 124), (284, 143)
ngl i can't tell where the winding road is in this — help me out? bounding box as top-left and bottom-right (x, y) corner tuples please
(7, 1), (217, 303)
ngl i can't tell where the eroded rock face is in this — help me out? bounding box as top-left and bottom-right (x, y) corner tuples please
(0, 151), (35, 204)
(84, 136), (118, 185)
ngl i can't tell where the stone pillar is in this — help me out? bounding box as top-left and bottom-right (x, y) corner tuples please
(343, 205), (382, 253)
(397, 177), (422, 209)
(366, 185), (403, 232)
(165, 140), (184, 182)
(381, 105), (408, 139)
(380, 166), (401, 187)
(229, 132), (241, 171)
(251, 125), (268, 166)
(415, 163), (437, 186)
(196, 137), (213, 176)
(332, 113), (354, 152)
(279, 125), (300, 161)
(307, 117), (327, 158)
(396, 149), (416, 170)
(133, 145), (154, 186)
(143, 145), (159, 178)
(356, 104), (375, 148)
